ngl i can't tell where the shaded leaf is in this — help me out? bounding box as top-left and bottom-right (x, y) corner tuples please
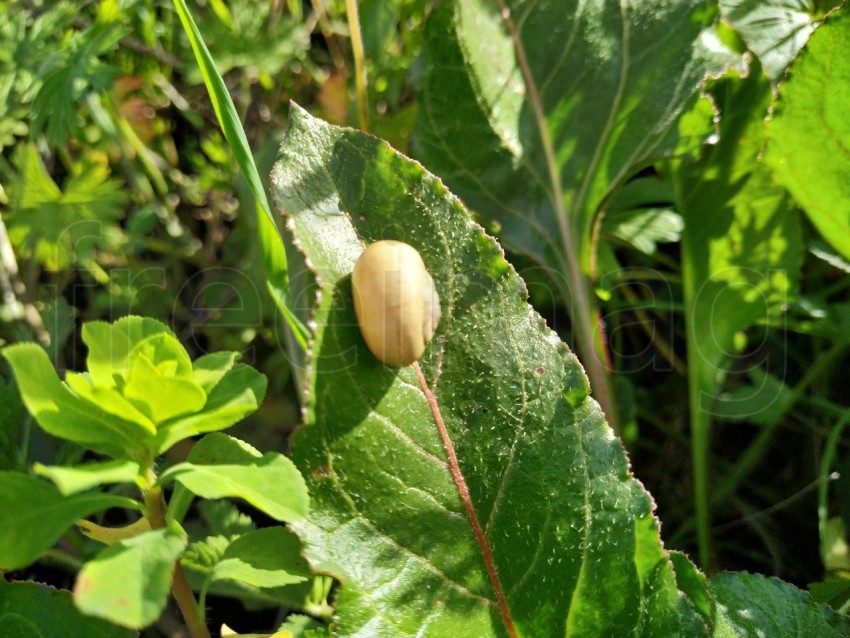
(30, 16), (126, 146)
(271, 104), (704, 637)
(602, 208), (684, 255)
(213, 527), (311, 589)
(411, 0), (733, 428)
(0, 471), (140, 570)
(0, 580), (135, 638)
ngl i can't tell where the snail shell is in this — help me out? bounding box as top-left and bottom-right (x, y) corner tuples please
(352, 240), (441, 367)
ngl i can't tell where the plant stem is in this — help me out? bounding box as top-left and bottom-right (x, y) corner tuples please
(345, 0), (369, 132)
(144, 470), (211, 638)
(497, 0), (619, 433)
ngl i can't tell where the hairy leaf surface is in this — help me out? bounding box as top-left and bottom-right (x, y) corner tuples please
(271, 105), (704, 637)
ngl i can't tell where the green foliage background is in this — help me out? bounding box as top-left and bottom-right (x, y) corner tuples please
(1, 0), (850, 635)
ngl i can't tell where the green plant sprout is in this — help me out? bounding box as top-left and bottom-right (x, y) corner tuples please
(0, 316), (319, 637)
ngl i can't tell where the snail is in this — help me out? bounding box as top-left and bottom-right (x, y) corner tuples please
(352, 240), (441, 367)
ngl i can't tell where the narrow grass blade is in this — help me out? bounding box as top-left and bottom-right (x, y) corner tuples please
(172, 0), (309, 348)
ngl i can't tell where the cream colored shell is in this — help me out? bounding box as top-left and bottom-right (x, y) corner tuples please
(352, 240), (441, 367)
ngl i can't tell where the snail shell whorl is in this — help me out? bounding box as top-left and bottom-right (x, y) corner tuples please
(352, 240), (441, 367)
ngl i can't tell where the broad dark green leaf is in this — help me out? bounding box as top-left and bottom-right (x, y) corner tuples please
(157, 433), (308, 522)
(74, 524), (187, 629)
(412, 0), (732, 428)
(271, 105), (705, 637)
(719, 0), (826, 82)
(668, 66), (802, 565)
(0, 471), (140, 570)
(0, 580), (134, 638)
(711, 572), (850, 636)
(766, 7), (850, 261)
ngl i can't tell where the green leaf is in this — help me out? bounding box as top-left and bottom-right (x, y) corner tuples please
(171, 0), (309, 347)
(191, 351), (241, 394)
(766, 7), (850, 262)
(29, 15), (126, 146)
(0, 580), (134, 638)
(212, 527), (311, 589)
(809, 578), (850, 611)
(711, 572), (850, 636)
(279, 614), (332, 638)
(153, 362), (268, 454)
(668, 66), (802, 566)
(2, 343), (153, 459)
(181, 535), (230, 575)
(4, 145), (127, 271)
(157, 433), (308, 523)
(0, 471), (140, 570)
(669, 551), (711, 626)
(74, 523), (188, 629)
(271, 105), (704, 636)
(122, 342), (207, 424)
(82, 316), (173, 389)
(33, 459), (141, 495)
(719, 0), (824, 83)
(412, 0), (732, 428)
(602, 208), (684, 255)
(198, 499), (256, 538)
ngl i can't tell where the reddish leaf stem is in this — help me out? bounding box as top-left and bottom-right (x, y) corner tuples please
(413, 362), (518, 638)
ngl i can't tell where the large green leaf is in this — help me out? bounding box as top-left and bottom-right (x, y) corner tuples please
(0, 471), (140, 570)
(157, 433), (308, 523)
(766, 6), (850, 261)
(710, 572), (850, 637)
(271, 105), (705, 637)
(668, 66), (802, 566)
(0, 580), (134, 638)
(74, 524), (187, 629)
(412, 0), (732, 428)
